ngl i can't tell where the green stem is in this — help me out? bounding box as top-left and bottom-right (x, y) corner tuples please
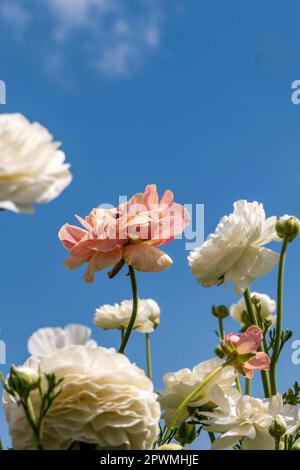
(121, 329), (125, 342)
(23, 397), (43, 450)
(167, 356), (236, 432)
(245, 378), (251, 395)
(235, 374), (242, 394)
(244, 289), (271, 398)
(270, 237), (289, 396)
(119, 266), (138, 354)
(208, 432), (215, 444)
(243, 289), (258, 325)
(0, 436), (3, 450)
(218, 319), (225, 340)
(145, 333), (152, 381)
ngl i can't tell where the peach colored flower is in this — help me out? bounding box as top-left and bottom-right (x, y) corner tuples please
(59, 184), (189, 283)
(222, 326), (270, 378)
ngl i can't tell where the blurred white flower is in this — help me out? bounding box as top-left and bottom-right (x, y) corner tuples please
(3, 345), (160, 450)
(0, 113), (72, 213)
(159, 358), (236, 426)
(28, 324), (97, 358)
(188, 200), (279, 294)
(94, 298), (160, 334)
(202, 388), (299, 450)
(230, 292), (276, 327)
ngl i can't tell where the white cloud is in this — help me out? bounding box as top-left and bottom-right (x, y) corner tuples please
(0, 0), (164, 80)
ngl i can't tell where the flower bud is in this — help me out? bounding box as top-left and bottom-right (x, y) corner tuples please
(269, 416), (288, 439)
(175, 422), (197, 445)
(275, 216), (300, 242)
(158, 444), (184, 450)
(7, 365), (40, 395)
(211, 305), (229, 319)
(214, 344), (225, 359)
(292, 441), (300, 451)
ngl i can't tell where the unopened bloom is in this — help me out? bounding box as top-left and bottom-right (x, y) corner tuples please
(202, 388), (299, 450)
(94, 298), (160, 333)
(0, 113), (72, 213)
(276, 215), (300, 242)
(230, 292), (276, 328)
(28, 324), (97, 358)
(188, 200), (279, 293)
(59, 184), (189, 283)
(222, 325), (270, 378)
(159, 358), (236, 426)
(3, 345), (160, 450)
(157, 444), (184, 450)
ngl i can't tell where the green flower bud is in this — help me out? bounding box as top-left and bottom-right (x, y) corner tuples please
(292, 441), (300, 450)
(175, 423), (197, 445)
(158, 444), (184, 450)
(269, 416), (288, 439)
(275, 216), (300, 242)
(211, 305), (229, 319)
(214, 344), (225, 359)
(7, 365), (40, 395)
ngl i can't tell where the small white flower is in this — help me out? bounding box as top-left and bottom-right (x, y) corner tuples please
(94, 298), (160, 334)
(230, 292), (276, 327)
(3, 345), (160, 450)
(188, 200), (279, 293)
(0, 113), (72, 213)
(159, 358), (236, 426)
(28, 324), (97, 358)
(202, 388), (299, 450)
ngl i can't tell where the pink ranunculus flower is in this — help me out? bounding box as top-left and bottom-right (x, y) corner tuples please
(59, 184), (190, 283)
(221, 325), (270, 378)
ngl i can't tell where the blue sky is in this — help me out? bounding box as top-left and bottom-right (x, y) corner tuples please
(0, 0), (300, 449)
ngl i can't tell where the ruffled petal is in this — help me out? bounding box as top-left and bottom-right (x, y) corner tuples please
(123, 244), (172, 272)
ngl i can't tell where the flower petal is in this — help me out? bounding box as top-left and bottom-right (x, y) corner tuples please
(84, 248), (122, 283)
(237, 325), (263, 354)
(245, 352), (270, 371)
(58, 224), (88, 250)
(123, 244), (173, 272)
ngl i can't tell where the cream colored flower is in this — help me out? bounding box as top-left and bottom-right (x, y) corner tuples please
(94, 298), (160, 334)
(159, 358), (236, 426)
(28, 324), (97, 358)
(0, 113), (72, 213)
(188, 200), (279, 293)
(202, 387), (299, 450)
(230, 292), (276, 327)
(3, 345), (160, 450)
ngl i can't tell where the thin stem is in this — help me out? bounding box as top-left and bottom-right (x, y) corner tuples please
(145, 333), (152, 381)
(208, 432), (215, 444)
(119, 266), (138, 354)
(167, 356), (236, 433)
(244, 288), (271, 398)
(121, 329), (125, 342)
(270, 237), (289, 396)
(218, 319), (225, 340)
(0, 436), (3, 450)
(235, 374), (242, 394)
(245, 378), (251, 395)
(243, 289), (258, 325)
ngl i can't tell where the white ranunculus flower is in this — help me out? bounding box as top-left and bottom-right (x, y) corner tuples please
(28, 324), (97, 358)
(0, 113), (72, 213)
(159, 358), (236, 426)
(202, 387), (299, 450)
(94, 298), (160, 334)
(3, 345), (160, 450)
(230, 292), (276, 327)
(188, 200), (279, 294)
